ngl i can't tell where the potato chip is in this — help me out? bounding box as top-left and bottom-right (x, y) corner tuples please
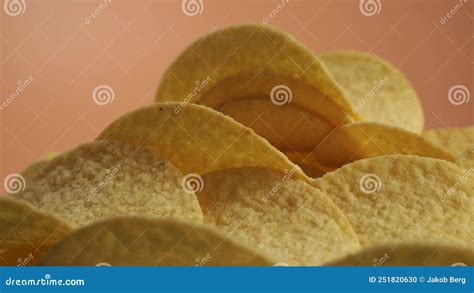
(199, 167), (361, 265)
(154, 25), (365, 164)
(98, 102), (307, 180)
(0, 197), (70, 249)
(326, 243), (474, 266)
(283, 156), (330, 179)
(455, 149), (474, 170)
(284, 151), (334, 178)
(320, 50), (424, 133)
(0, 197), (71, 266)
(155, 24), (358, 125)
(285, 122), (453, 173)
(423, 127), (474, 157)
(13, 140), (203, 226)
(219, 100), (334, 151)
(42, 216), (274, 266)
(314, 155), (473, 247)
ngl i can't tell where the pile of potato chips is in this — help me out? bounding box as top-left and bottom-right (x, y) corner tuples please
(1, 25), (473, 267)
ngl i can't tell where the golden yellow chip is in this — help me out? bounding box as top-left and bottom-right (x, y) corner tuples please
(199, 167), (361, 265)
(98, 102), (307, 180)
(284, 152), (334, 178)
(286, 122), (453, 173)
(42, 216), (274, 266)
(423, 127), (474, 157)
(155, 24), (358, 125)
(455, 149), (474, 170)
(154, 25), (366, 165)
(320, 50), (424, 133)
(0, 197), (71, 266)
(326, 243), (474, 266)
(220, 99), (334, 151)
(13, 140), (203, 227)
(314, 155), (473, 247)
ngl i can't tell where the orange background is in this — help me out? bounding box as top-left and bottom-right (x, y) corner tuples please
(1, 0), (473, 192)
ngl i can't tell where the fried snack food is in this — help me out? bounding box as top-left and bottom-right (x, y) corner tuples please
(455, 149), (474, 170)
(423, 127), (474, 157)
(154, 25), (363, 173)
(0, 197), (71, 266)
(13, 140), (203, 226)
(314, 155), (473, 247)
(42, 216), (274, 266)
(98, 102), (307, 180)
(155, 24), (358, 125)
(320, 50), (424, 133)
(287, 122), (453, 172)
(199, 167), (360, 265)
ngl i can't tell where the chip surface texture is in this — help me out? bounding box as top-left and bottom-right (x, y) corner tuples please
(314, 155), (473, 247)
(13, 141), (203, 226)
(42, 216), (274, 266)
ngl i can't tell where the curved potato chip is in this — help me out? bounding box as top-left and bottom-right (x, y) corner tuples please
(423, 127), (474, 157)
(155, 24), (358, 126)
(326, 243), (474, 266)
(455, 149), (474, 170)
(219, 99), (334, 151)
(0, 197), (71, 266)
(320, 50), (424, 133)
(13, 140), (203, 226)
(199, 167), (360, 265)
(154, 25), (362, 162)
(284, 159), (329, 179)
(314, 155), (473, 247)
(42, 216), (274, 266)
(284, 151), (334, 177)
(0, 197), (70, 248)
(97, 102), (307, 180)
(286, 122), (453, 173)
